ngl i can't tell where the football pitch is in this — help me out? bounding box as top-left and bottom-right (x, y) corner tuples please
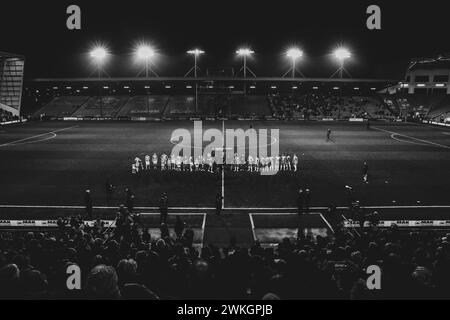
(1, 120), (450, 245)
(1, 120), (450, 208)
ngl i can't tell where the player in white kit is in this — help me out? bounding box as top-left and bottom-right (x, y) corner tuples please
(152, 153), (158, 170)
(292, 154), (298, 172)
(145, 154), (151, 170)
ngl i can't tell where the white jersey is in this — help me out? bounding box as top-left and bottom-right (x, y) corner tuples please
(145, 155), (150, 164)
(134, 157), (142, 167)
(161, 154), (167, 166)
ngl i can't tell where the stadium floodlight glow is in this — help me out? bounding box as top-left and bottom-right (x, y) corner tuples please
(134, 44), (157, 78)
(284, 48), (304, 79)
(331, 47), (352, 78)
(89, 45), (110, 118)
(185, 49), (205, 114)
(236, 47), (256, 95)
(187, 49), (205, 56)
(334, 48), (351, 61)
(90, 46), (108, 63)
(136, 45), (155, 61)
(185, 48), (205, 78)
(236, 48), (254, 56)
(286, 48), (303, 60)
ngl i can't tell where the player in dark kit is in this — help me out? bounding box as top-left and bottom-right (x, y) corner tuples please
(362, 161), (369, 183)
(84, 189), (93, 219)
(326, 129), (332, 142)
(297, 188), (304, 216)
(215, 193), (224, 215)
(159, 193), (169, 224)
(105, 179), (114, 204)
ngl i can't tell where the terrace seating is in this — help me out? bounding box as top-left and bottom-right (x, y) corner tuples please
(163, 96), (196, 118)
(71, 96), (129, 118)
(116, 95), (170, 118)
(269, 93), (391, 120)
(33, 96), (89, 118)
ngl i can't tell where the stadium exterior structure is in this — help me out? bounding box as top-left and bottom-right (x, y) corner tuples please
(401, 54), (450, 94)
(26, 76), (398, 97)
(22, 76), (403, 122)
(0, 51), (25, 116)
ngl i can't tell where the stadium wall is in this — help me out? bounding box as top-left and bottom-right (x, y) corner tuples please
(0, 52), (25, 116)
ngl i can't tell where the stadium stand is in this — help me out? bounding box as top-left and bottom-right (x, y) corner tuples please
(71, 96), (129, 118)
(1, 211), (449, 299)
(0, 108), (19, 123)
(269, 93), (392, 120)
(229, 95), (271, 118)
(116, 95), (170, 119)
(163, 95), (196, 118)
(33, 96), (89, 119)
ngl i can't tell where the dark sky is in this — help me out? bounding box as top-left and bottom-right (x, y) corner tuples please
(1, 0), (449, 79)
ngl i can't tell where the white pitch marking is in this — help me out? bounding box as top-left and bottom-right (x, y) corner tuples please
(222, 120), (225, 208)
(1, 204), (450, 211)
(318, 213), (335, 233)
(373, 126), (450, 150)
(248, 213), (257, 242)
(0, 126), (79, 147)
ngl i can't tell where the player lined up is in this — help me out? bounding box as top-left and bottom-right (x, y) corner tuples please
(132, 153), (301, 173)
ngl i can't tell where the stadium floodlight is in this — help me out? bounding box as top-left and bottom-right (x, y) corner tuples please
(236, 47), (256, 95)
(334, 48), (351, 60)
(90, 46), (108, 63)
(284, 48), (304, 79)
(134, 44), (158, 78)
(185, 49), (205, 78)
(89, 45), (110, 118)
(187, 49), (205, 56)
(331, 47), (352, 78)
(185, 49), (205, 114)
(236, 48), (254, 56)
(286, 48), (303, 60)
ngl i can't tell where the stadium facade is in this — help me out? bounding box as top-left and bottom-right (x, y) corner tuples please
(0, 51), (25, 116)
(402, 54), (450, 94)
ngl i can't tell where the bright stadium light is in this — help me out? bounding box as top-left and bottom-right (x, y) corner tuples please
(134, 44), (157, 78)
(236, 47), (256, 95)
(286, 48), (303, 60)
(285, 48), (304, 78)
(331, 47), (352, 78)
(185, 49), (205, 114)
(136, 45), (155, 61)
(334, 48), (351, 60)
(187, 49), (205, 56)
(89, 45), (109, 118)
(185, 48), (205, 78)
(236, 48), (254, 56)
(90, 46), (108, 63)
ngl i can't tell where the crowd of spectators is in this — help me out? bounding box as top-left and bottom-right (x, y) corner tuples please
(0, 109), (19, 123)
(1, 207), (450, 300)
(269, 93), (385, 120)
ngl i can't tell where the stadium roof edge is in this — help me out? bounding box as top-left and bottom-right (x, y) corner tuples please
(0, 51), (25, 59)
(28, 77), (399, 83)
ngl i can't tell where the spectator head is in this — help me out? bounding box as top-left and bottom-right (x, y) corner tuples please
(116, 259), (138, 286)
(0, 264), (21, 299)
(85, 265), (120, 299)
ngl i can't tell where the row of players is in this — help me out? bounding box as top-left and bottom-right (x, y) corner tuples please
(132, 153), (300, 173)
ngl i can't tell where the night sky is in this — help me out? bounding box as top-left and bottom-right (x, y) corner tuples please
(1, 0), (449, 79)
